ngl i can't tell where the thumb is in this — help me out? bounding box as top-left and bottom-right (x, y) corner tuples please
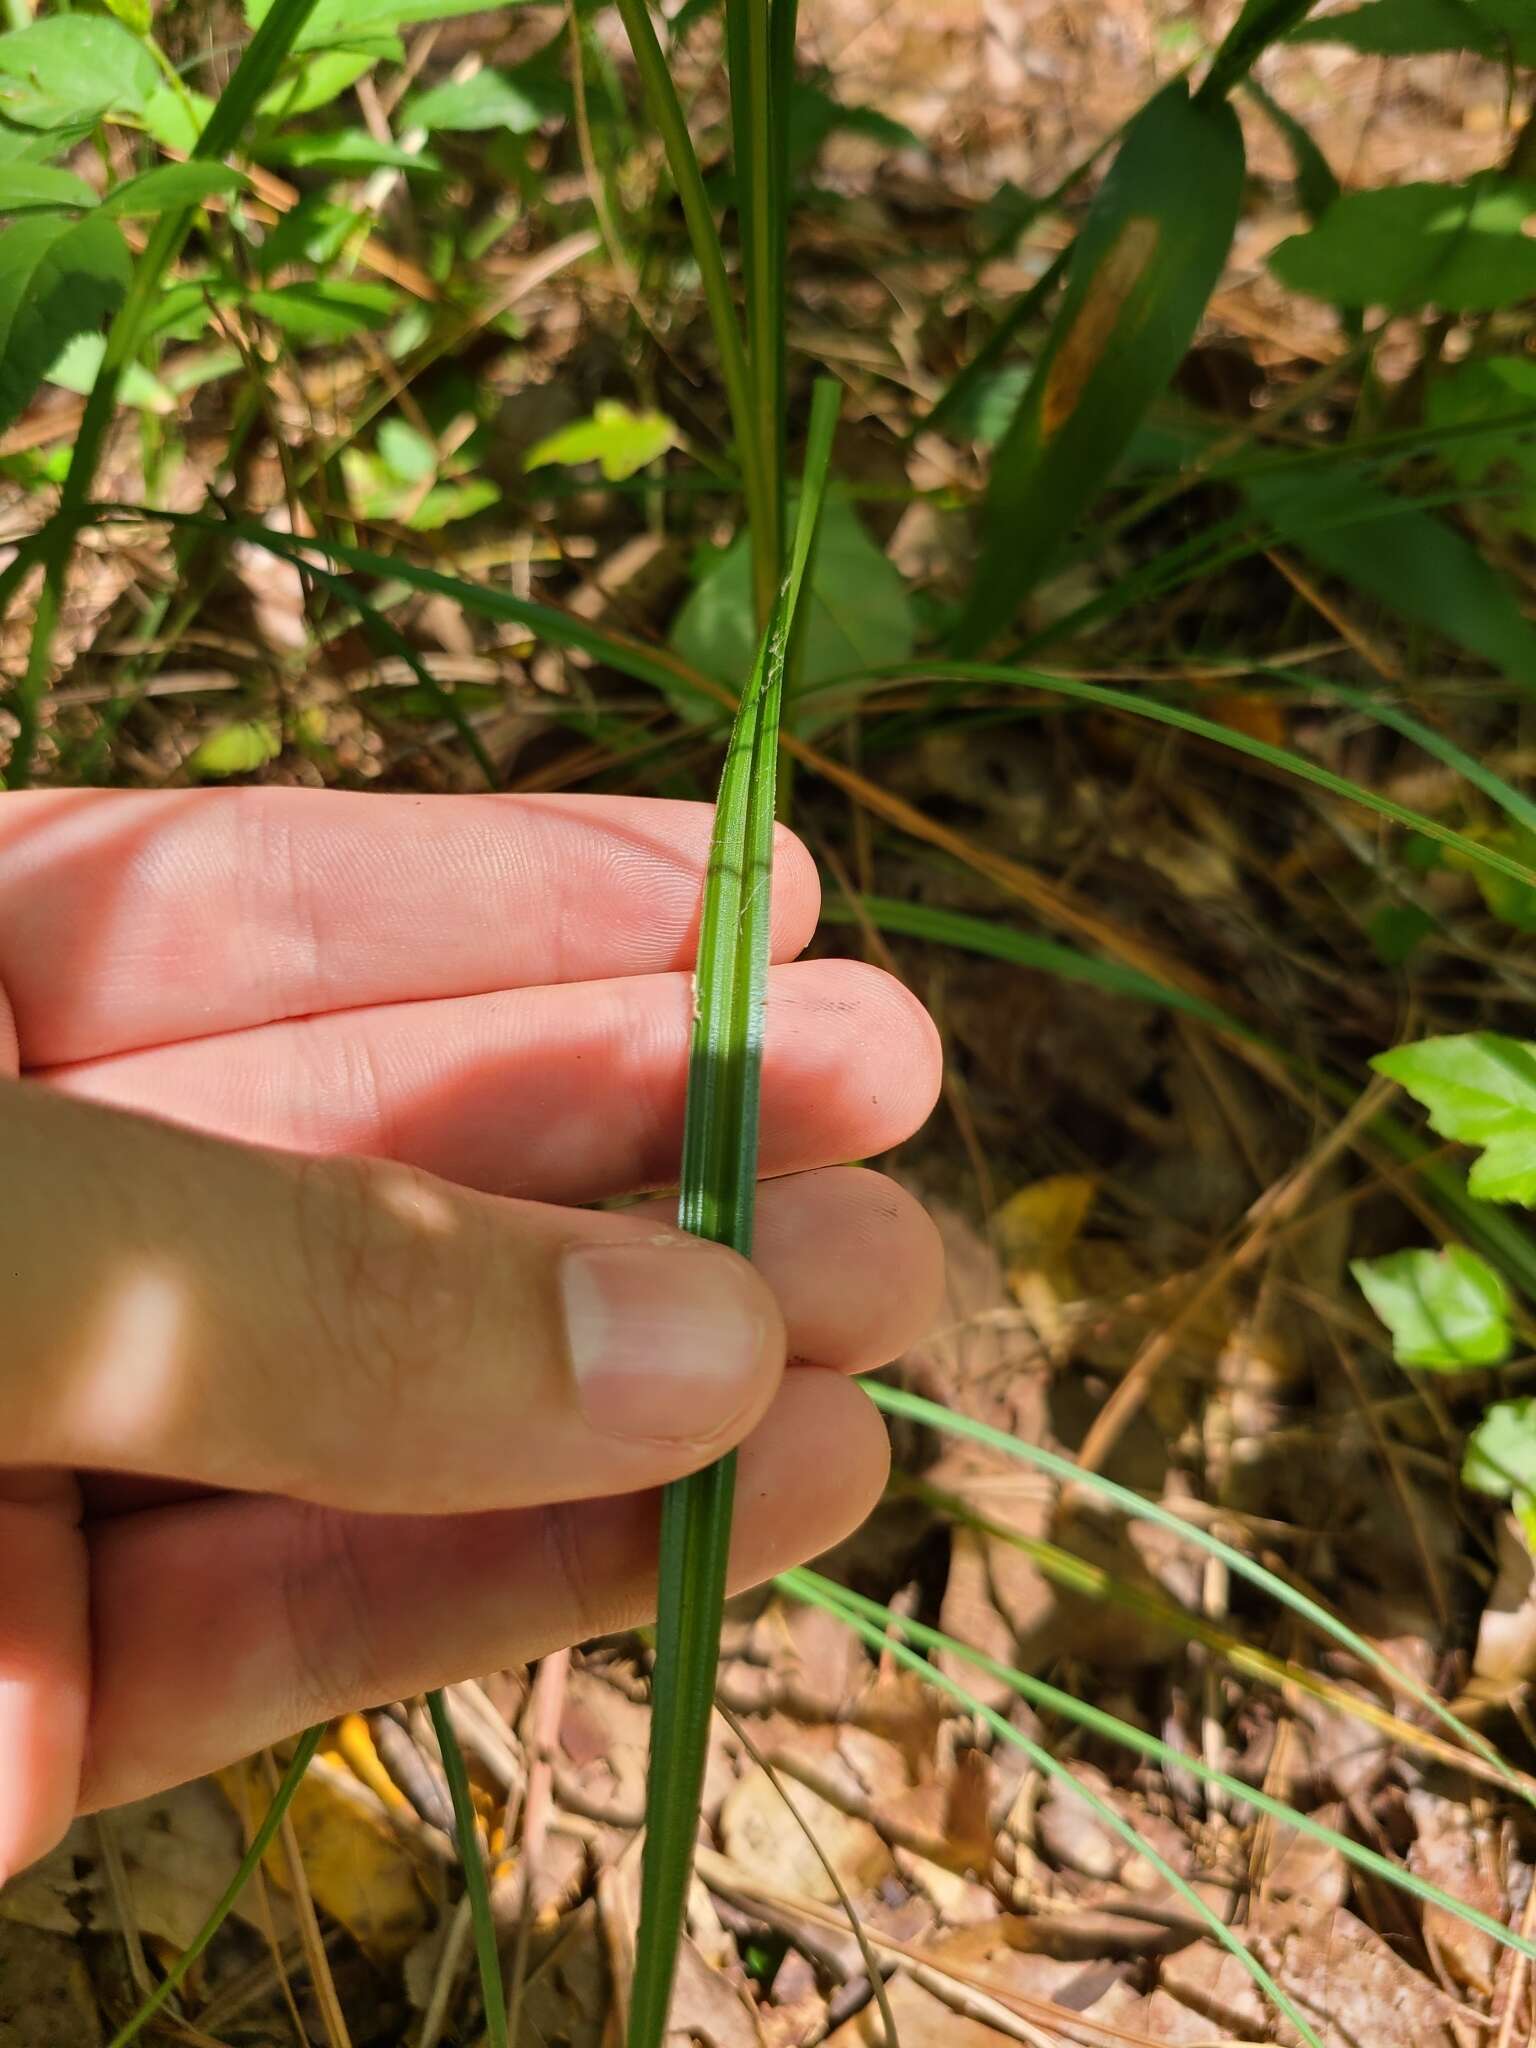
(2, 1079), (785, 1512)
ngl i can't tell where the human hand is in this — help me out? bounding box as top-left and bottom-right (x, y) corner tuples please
(0, 789), (943, 1877)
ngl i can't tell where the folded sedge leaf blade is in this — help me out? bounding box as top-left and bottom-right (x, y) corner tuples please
(628, 382), (841, 2048)
(952, 81), (1244, 653)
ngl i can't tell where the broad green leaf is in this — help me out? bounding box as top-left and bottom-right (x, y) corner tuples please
(46, 329), (172, 412)
(1243, 463), (1536, 687)
(101, 162), (246, 218)
(0, 164), (98, 213)
(0, 16), (159, 130)
(672, 499), (915, 731)
(0, 112), (92, 165)
(260, 130), (441, 175)
(246, 278), (396, 341)
(1352, 1245), (1512, 1371)
(1291, 0), (1536, 62)
(1375, 1034), (1536, 1205)
(1367, 902), (1436, 966)
(140, 84), (214, 153)
(1271, 180), (1536, 314)
(186, 719), (281, 778)
(377, 417), (437, 482)
(952, 83), (1245, 650)
(1464, 1400), (1536, 1505)
(1428, 355), (1536, 541)
(0, 210), (130, 434)
(259, 43), (397, 119)
(254, 197), (362, 275)
(248, 0), (515, 53)
(403, 62), (567, 134)
(525, 399), (677, 482)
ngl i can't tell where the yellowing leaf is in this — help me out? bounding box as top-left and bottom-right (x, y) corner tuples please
(220, 1757), (429, 1964)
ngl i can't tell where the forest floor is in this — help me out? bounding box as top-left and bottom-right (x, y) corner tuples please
(3, 1), (1536, 2044)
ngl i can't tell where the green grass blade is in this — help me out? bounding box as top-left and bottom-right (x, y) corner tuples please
(426, 1690), (508, 2048)
(627, 378), (842, 2048)
(105, 1725), (326, 2048)
(823, 661), (1536, 896)
(787, 1570), (1536, 1966)
(611, 0), (775, 623)
(783, 1571), (1327, 2048)
(859, 1381), (1529, 1806)
(951, 82), (1244, 652)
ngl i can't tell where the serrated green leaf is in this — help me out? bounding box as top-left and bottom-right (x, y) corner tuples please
(1271, 180), (1536, 314)
(101, 162), (246, 218)
(1243, 463), (1536, 687)
(0, 164), (98, 214)
(0, 210), (130, 434)
(671, 498), (915, 732)
(1375, 1034), (1536, 1205)
(1291, 0), (1536, 63)
(1464, 1399), (1536, 1504)
(187, 719), (281, 778)
(403, 61), (567, 134)
(0, 15), (159, 130)
(247, 278), (396, 341)
(1352, 1245), (1512, 1371)
(526, 399), (677, 481)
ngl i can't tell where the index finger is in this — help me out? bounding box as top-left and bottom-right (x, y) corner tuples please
(0, 789), (821, 1066)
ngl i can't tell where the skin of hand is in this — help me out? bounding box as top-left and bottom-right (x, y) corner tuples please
(0, 788), (944, 1881)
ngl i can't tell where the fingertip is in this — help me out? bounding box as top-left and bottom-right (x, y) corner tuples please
(727, 1368), (891, 1587)
(764, 958), (943, 1163)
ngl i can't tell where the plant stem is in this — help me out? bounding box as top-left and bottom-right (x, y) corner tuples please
(611, 0), (775, 625)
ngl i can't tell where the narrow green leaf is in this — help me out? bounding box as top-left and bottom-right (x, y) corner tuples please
(858, 1379), (1531, 1802)
(953, 82), (1245, 650)
(246, 278), (397, 341)
(0, 211), (130, 435)
(1352, 1244), (1513, 1371)
(628, 380), (842, 2048)
(100, 162), (247, 218)
(787, 1572), (1328, 2048)
(1201, 0), (1324, 97)
(425, 1691), (508, 2048)
(1375, 1034), (1536, 1205)
(787, 1570), (1536, 1965)
(612, 0), (774, 625)
(106, 1727), (327, 2048)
